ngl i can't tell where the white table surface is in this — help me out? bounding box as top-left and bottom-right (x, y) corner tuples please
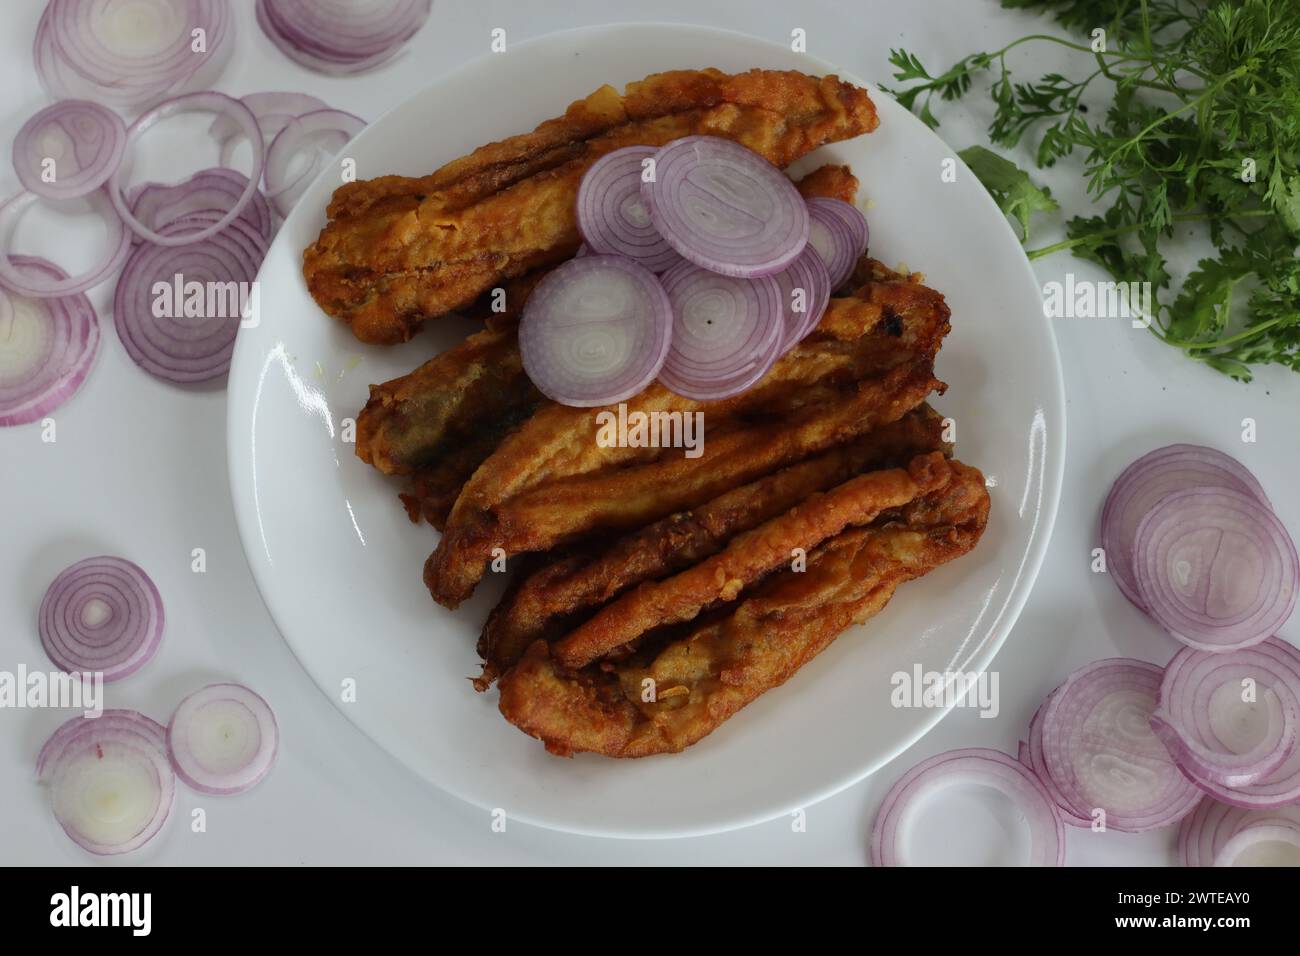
(2, 0), (1296, 867)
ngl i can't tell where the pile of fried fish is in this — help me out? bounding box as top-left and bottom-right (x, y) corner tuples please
(303, 68), (990, 758)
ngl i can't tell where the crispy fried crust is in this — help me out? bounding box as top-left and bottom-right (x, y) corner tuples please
(477, 404), (950, 687)
(304, 69), (878, 344)
(497, 461), (990, 757)
(795, 163), (860, 204)
(551, 451), (954, 669)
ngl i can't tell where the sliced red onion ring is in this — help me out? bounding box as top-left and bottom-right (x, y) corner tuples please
(1101, 444), (1270, 611)
(0, 258), (99, 427)
(519, 255), (672, 407)
(772, 247), (830, 351)
(643, 136), (809, 278)
(1179, 797), (1300, 865)
(110, 92), (265, 247)
(577, 146), (682, 273)
(37, 710), (174, 856)
(657, 261), (783, 400)
(1039, 658), (1202, 832)
(208, 91), (332, 168)
(257, 0), (432, 76)
(13, 100), (127, 201)
(0, 189), (131, 298)
(113, 211), (269, 384)
(1025, 687), (1093, 828)
(1134, 488), (1297, 651)
(805, 197), (869, 291)
(35, 0), (232, 112)
(1151, 639), (1300, 788)
(39, 555), (165, 682)
(130, 167), (274, 244)
(263, 109), (366, 218)
(167, 683), (279, 795)
(1213, 819), (1300, 866)
(871, 748), (1065, 866)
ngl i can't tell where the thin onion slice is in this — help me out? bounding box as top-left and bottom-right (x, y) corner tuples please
(167, 683), (279, 795)
(1179, 797), (1300, 866)
(1213, 820), (1300, 866)
(519, 255), (672, 407)
(1039, 658), (1202, 832)
(256, 0), (432, 76)
(1024, 686), (1093, 828)
(130, 168), (274, 244)
(113, 211), (269, 384)
(1151, 639), (1300, 788)
(39, 555), (165, 682)
(1100, 444), (1270, 611)
(870, 748), (1065, 866)
(643, 136), (809, 278)
(13, 100), (127, 201)
(577, 146), (681, 272)
(263, 109), (367, 218)
(37, 710), (174, 856)
(772, 247), (830, 351)
(0, 258), (99, 427)
(805, 197), (869, 291)
(657, 261), (783, 400)
(0, 189), (131, 298)
(1134, 488), (1297, 651)
(110, 92), (265, 248)
(208, 91), (332, 168)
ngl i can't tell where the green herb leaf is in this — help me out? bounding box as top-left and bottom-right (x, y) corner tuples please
(958, 146), (1059, 240)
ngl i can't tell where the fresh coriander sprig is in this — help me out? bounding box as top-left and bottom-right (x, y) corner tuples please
(886, 0), (1300, 380)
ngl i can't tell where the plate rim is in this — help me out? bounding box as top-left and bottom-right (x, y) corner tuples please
(227, 20), (1067, 839)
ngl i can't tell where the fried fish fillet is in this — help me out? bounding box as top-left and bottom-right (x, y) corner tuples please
(497, 460), (990, 757)
(476, 404), (950, 687)
(304, 69), (878, 344)
(355, 165), (865, 481)
(551, 451), (954, 669)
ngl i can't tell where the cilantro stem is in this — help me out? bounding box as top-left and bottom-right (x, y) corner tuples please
(1025, 209), (1273, 260)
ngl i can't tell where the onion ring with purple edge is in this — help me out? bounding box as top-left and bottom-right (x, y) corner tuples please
(870, 748), (1065, 866)
(1133, 488), (1297, 651)
(1025, 685), (1093, 827)
(130, 168), (274, 244)
(1150, 639), (1300, 788)
(207, 91), (332, 168)
(256, 0), (432, 76)
(0, 258), (99, 427)
(772, 246), (830, 351)
(518, 255), (672, 407)
(1040, 658), (1202, 832)
(263, 109), (367, 218)
(167, 683), (279, 795)
(34, 0), (232, 112)
(1212, 819), (1300, 866)
(805, 197), (868, 291)
(38, 555), (165, 682)
(657, 260), (783, 400)
(642, 136), (809, 278)
(13, 100), (127, 201)
(0, 189), (131, 298)
(1100, 444), (1270, 611)
(109, 91), (264, 248)
(577, 145), (681, 273)
(1178, 796), (1300, 866)
(113, 211), (269, 384)
(37, 710), (175, 856)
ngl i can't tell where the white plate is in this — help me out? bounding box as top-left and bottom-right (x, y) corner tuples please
(227, 23), (1065, 838)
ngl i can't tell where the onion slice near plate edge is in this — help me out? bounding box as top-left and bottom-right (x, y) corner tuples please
(167, 683), (279, 795)
(871, 748), (1065, 866)
(263, 109), (367, 218)
(519, 255), (672, 407)
(0, 258), (99, 426)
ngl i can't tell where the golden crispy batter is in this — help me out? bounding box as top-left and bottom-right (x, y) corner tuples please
(552, 451), (953, 669)
(304, 69), (878, 344)
(497, 461), (990, 757)
(795, 163), (860, 204)
(356, 166), (868, 482)
(476, 405), (950, 687)
(427, 356), (945, 607)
